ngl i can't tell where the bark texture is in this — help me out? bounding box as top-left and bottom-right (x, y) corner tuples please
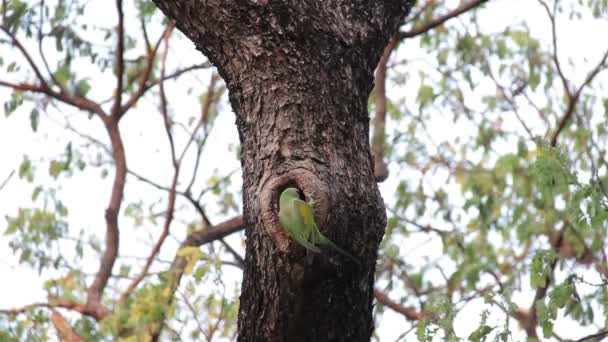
(151, 1), (414, 341)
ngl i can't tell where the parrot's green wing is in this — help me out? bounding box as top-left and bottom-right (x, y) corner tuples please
(279, 195), (321, 253)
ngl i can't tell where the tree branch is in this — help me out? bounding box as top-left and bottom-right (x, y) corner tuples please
(399, 0), (489, 39)
(0, 170), (14, 192)
(185, 216), (245, 247)
(373, 289), (427, 321)
(143, 62), (213, 91)
(121, 31), (192, 301)
(51, 310), (85, 342)
(118, 22), (174, 118)
(0, 296), (109, 321)
(573, 329), (608, 342)
(371, 34), (397, 183)
(86, 119), (127, 309)
(111, 0), (125, 118)
(522, 231), (564, 339)
(148, 215), (245, 341)
(551, 46), (608, 146)
(1, 25), (51, 90)
(0, 26), (106, 119)
(538, 0), (571, 99)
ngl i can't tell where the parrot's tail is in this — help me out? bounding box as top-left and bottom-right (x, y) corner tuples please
(320, 237), (360, 266)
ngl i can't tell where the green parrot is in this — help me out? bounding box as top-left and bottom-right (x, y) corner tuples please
(278, 187), (359, 264)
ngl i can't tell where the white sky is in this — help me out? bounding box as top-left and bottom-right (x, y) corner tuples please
(1, 0), (607, 341)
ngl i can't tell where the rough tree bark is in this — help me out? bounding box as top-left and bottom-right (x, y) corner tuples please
(151, 1), (413, 341)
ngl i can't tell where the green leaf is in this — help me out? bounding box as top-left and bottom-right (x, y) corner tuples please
(49, 160), (63, 179)
(417, 85), (435, 109)
(18, 155), (34, 182)
(468, 325), (494, 342)
(30, 108), (39, 132)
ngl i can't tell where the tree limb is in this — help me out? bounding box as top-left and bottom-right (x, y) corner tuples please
(373, 289), (427, 321)
(399, 0), (489, 39)
(51, 310), (85, 342)
(573, 329), (608, 342)
(111, 0), (125, 118)
(86, 119), (127, 309)
(0, 170), (14, 192)
(118, 22), (174, 118)
(551, 46), (608, 146)
(372, 34), (398, 182)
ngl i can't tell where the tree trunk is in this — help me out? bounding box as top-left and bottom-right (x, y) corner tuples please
(151, 1), (413, 340)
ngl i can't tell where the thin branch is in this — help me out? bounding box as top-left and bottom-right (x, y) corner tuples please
(373, 289), (427, 321)
(111, 0), (125, 118)
(485, 64), (534, 140)
(119, 22), (174, 117)
(159, 24), (177, 167)
(206, 293), (227, 342)
(178, 73), (220, 166)
(86, 119), (127, 309)
(1, 0), (6, 26)
(0, 302), (53, 315)
(185, 216), (245, 247)
(121, 29), (179, 301)
(121, 169), (179, 301)
(573, 329), (608, 342)
(51, 310), (85, 342)
(402, 1), (433, 26)
(37, 0), (61, 90)
(1, 25), (50, 90)
(0, 170), (14, 192)
(184, 191), (245, 266)
(179, 292), (207, 341)
(523, 231), (564, 339)
(1, 25), (105, 117)
(551, 46), (608, 146)
(148, 215), (245, 341)
(538, 0), (571, 99)
(0, 79), (106, 117)
(144, 62), (213, 91)
(0, 296), (109, 321)
(399, 0), (489, 39)
(139, 1), (151, 51)
(372, 33), (397, 182)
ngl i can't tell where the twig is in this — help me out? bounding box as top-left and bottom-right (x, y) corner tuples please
(371, 33), (397, 182)
(0, 170), (14, 192)
(573, 329), (608, 342)
(147, 215), (244, 341)
(119, 21), (174, 117)
(0, 296), (109, 321)
(551, 46), (608, 146)
(111, 0), (125, 118)
(86, 116), (127, 308)
(373, 289), (427, 321)
(179, 292), (207, 341)
(121, 29), (180, 301)
(139, 1), (151, 53)
(37, 0), (61, 90)
(399, 0), (489, 39)
(51, 310), (85, 342)
(1, 25), (50, 90)
(538, 0), (571, 98)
